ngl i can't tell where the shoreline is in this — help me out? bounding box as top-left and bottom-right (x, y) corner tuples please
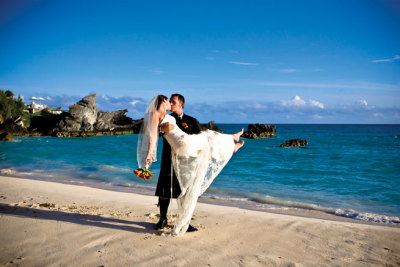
(1, 175), (399, 266)
(2, 124), (399, 228)
(2, 171), (399, 227)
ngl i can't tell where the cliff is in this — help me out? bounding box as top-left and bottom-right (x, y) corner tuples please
(48, 94), (142, 136)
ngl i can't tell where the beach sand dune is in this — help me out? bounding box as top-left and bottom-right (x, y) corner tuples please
(1, 176), (399, 266)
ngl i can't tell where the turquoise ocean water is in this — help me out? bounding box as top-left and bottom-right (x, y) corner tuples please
(1, 124), (399, 224)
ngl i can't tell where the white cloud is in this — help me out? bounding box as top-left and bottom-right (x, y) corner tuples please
(130, 100), (140, 106)
(228, 61), (258, 66)
(310, 99), (324, 109)
(182, 99), (400, 123)
(93, 95), (147, 117)
(358, 99), (368, 106)
(371, 55), (400, 63)
(46, 96), (52, 100)
(357, 99), (375, 110)
(281, 95), (306, 107)
(206, 57), (215, 61)
(281, 96), (325, 112)
(28, 93), (400, 123)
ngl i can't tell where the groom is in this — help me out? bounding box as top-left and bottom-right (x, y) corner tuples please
(155, 93), (201, 231)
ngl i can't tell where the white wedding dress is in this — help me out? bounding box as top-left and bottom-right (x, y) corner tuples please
(161, 114), (235, 235)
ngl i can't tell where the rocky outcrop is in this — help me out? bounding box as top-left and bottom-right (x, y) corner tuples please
(242, 124), (276, 139)
(0, 117), (29, 141)
(0, 92), (144, 140)
(0, 132), (13, 141)
(280, 139), (308, 148)
(50, 94), (142, 136)
(55, 129), (138, 137)
(200, 121), (222, 132)
(70, 94), (97, 124)
(58, 94), (98, 132)
(96, 110), (138, 131)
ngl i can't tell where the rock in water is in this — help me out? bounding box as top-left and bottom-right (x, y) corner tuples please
(242, 124), (276, 139)
(200, 121), (222, 132)
(280, 139), (308, 148)
(0, 132), (13, 141)
(0, 117), (29, 140)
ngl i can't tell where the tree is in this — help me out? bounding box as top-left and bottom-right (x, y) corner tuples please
(0, 89), (25, 120)
(5, 90), (14, 98)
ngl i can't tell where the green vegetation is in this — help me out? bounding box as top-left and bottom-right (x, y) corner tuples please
(21, 110), (44, 128)
(0, 89), (25, 121)
(29, 109), (64, 134)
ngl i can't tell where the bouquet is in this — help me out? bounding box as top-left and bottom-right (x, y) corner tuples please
(133, 167), (154, 180)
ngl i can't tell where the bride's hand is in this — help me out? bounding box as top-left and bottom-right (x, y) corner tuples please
(145, 156), (152, 168)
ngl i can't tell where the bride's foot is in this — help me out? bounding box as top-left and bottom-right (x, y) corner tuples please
(234, 140), (245, 153)
(233, 128), (244, 142)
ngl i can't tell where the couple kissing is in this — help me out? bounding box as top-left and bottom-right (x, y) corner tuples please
(136, 93), (244, 236)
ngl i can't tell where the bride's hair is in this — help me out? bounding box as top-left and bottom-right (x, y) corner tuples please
(137, 94), (167, 168)
(156, 95), (168, 110)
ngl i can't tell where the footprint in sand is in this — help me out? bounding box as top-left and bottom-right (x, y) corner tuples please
(39, 203), (57, 208)
(7, 255), (24, 265)
(145, 213), (159, 219)
(144, 235), (154, 240)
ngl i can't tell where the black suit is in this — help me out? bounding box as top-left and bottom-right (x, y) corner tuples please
(155, 112), (201, 198)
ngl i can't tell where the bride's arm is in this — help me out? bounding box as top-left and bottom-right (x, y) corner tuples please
(145, 111), (160, 167)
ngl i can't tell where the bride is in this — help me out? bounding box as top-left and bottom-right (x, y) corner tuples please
(137, 95), (244, 236)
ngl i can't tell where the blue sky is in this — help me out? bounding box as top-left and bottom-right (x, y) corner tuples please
(0, 0), (399, 123)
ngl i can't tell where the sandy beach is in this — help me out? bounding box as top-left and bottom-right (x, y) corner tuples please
(0, 175), (399, 266)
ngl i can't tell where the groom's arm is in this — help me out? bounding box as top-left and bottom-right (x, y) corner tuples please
(189, 117), (201, 134)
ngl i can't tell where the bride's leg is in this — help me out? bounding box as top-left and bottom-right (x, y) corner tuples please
(232, 128), (244, 142)
(233, 140), (245, 153)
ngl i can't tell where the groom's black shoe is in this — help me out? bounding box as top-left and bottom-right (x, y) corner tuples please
(155, 218), (168, 230)
(187, 224), (198, 232)
(155, 198), (170, 230)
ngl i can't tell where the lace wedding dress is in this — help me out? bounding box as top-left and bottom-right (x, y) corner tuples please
(161, 114), (235, 235)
